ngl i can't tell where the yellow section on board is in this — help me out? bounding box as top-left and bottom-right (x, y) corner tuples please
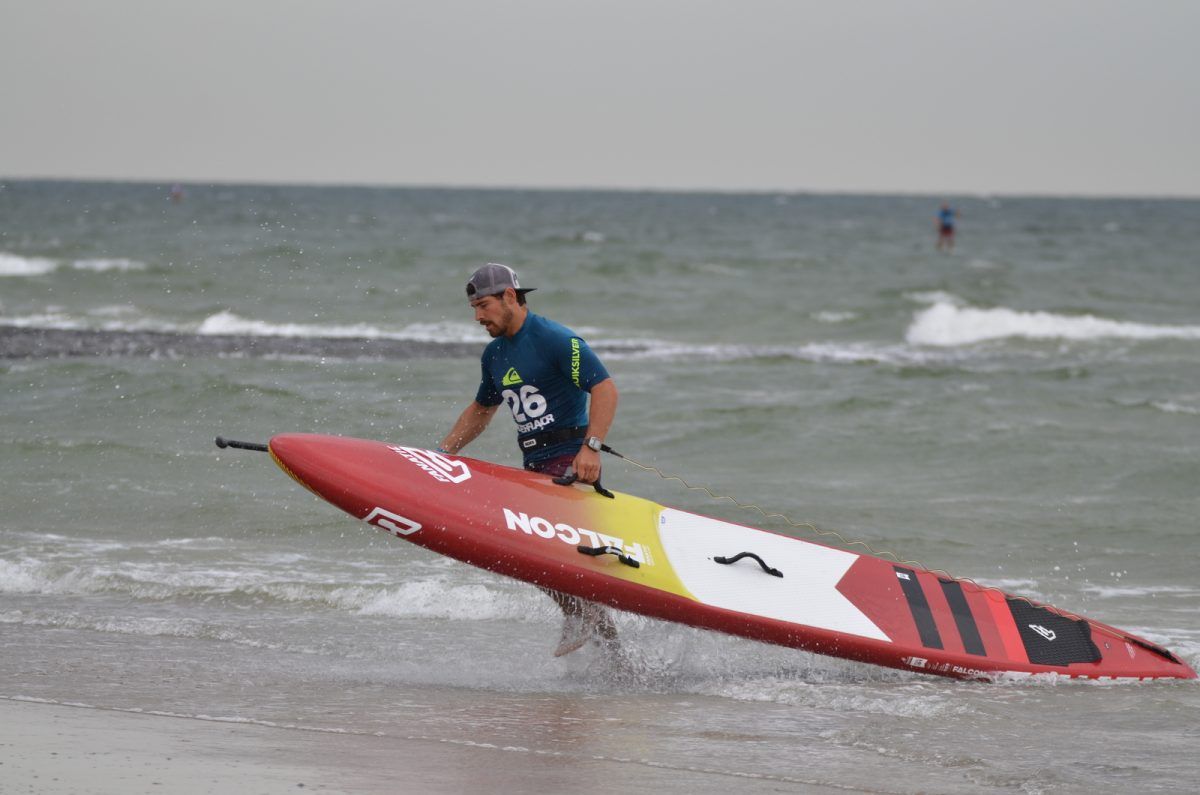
(583, 490), (698, 601)
(502, 367), (523, 386)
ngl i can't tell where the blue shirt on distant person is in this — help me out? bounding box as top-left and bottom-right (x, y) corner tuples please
(938, 206), (956, 230)
(475, 313), (609, 465)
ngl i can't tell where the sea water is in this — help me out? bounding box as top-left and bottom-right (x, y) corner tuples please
(2, 181), (1198, 793)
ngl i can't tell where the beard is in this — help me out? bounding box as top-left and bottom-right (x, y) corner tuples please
(484, 303), (514, 337)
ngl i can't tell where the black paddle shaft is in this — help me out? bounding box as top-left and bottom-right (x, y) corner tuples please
(215, 436), (268, 452)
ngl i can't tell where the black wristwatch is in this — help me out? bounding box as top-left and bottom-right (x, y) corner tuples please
(585, 436), (604, 452)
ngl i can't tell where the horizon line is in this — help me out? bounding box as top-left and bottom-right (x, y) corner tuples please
(3, 174), (1198, 203)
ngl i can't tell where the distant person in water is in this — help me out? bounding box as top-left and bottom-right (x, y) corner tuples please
(936, 202), (956, 253)
(169, 184), (185, 203)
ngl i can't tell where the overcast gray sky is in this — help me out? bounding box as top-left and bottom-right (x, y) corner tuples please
(2, 0), (1197, 196)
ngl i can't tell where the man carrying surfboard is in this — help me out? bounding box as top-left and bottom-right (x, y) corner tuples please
(438, 262), (621, 657)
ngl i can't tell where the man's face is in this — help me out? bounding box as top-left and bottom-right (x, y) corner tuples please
(471, 291), (516, 337)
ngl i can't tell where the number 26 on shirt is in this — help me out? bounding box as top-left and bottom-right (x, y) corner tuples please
(502, 385), (547, 422)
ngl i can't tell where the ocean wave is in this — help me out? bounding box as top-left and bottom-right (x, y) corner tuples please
(614, 339), (956, 368)
(0, 325), (487, 360)
(0, 252), (148, 276)
(0, 557), (547, 621)
(13, 302), (1191, 368)
(196, 310), (488, 343)
(71, 258), (147, 272)
(1151, 397), (1200, 416)
(1079, 584), (1198, 599)
(246, 577), (546, 621)
(351, 579), (545, 621)
(0, 312), (87, 330)
(905, 290), (964, 306)
(907, 302), (1200, 347)
(0, 559), (47, 592)
(0, 307), (493, 344)
(2, 319), (958, 368)
(812, 310), (858, 324)
(0, 252), (57, 276)
(0, 311), (192, 334)
(706, 678), (961, 718)
(0, 558), (256, 599)
(0, 610), (248, 644)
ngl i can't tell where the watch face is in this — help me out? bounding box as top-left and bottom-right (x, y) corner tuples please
(587, 437), (602, 451)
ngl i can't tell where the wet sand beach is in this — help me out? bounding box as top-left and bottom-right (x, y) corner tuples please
(0, 698), (840, 795)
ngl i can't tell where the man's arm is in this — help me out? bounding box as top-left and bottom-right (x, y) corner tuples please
(572, 378), (617, 484)
(439, 401), (499, 454)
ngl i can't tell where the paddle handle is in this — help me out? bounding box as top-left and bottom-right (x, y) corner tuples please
(215, 436), (268, 452)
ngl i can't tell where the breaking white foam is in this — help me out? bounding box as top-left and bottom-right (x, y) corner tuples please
(71, 258), (147, 272)
(813, 310), (858, 323)
(0, 552), (548, 624)
(1151, 397), (1200, 416)
(615, 339), (955, 368)
(0, 252), (57, 276)
(907, 302), (1200, 347)
(197, 310), (486, 342)
(353, 579), (546, 621)
(0, 312), (85, 329)
(1080, 584), (1198, 599)
(0, 559), (47, 593)
(0, 253), (148, 275)
(905, 290), (964, 306)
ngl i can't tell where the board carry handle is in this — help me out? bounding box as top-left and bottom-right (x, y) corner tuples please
(713, 551), (784, 578)
(577, 545), (640, 568)
(552, 472), (616, 499)
(215, 436), (269, 452)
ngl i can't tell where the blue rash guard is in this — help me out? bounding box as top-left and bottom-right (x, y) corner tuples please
(475, 313), (610, 466)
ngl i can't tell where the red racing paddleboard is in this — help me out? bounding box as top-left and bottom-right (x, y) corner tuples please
(267, 433), (1196, 682)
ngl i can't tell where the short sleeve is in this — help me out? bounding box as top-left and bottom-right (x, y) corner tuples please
(551, 333), (609, 392)
(474, 355), (503, 406)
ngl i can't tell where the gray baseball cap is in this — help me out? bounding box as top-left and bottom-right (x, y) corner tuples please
(465, 262), (535, 302)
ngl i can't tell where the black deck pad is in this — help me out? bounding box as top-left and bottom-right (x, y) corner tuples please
(1007, 599), (1101, 666)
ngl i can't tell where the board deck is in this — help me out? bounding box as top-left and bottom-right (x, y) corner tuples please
(267, 433), (1195, 681)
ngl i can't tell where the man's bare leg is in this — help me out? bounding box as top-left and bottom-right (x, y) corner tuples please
(542, 588), (619, 657)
